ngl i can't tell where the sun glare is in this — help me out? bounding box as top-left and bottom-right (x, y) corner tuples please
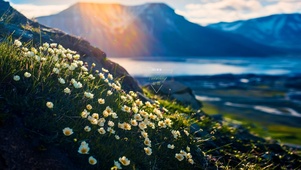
(77, 3), (150, 57)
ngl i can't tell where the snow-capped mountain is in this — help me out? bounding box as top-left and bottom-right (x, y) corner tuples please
(208, 13), (301, 50)
(37, 3), (284, 57)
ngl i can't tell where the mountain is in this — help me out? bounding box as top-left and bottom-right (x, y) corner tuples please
(208, 13), (301, 51)
(37, 3), (284, 57)
(0, 0), (141, 92)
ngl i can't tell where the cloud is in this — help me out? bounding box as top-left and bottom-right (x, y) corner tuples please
(177, 0), (301, 25)
(10, 3), (69, 18)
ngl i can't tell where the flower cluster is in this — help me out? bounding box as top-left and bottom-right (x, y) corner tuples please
(10, 40), (196, 169)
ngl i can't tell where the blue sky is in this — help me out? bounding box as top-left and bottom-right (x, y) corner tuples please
(7, 0), (301, 25)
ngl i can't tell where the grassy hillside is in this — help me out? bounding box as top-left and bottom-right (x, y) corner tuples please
(0, 39), (300, 169)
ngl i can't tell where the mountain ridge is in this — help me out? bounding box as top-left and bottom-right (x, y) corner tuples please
(37, 2), (284, 57)
(208, 13), (301, 51)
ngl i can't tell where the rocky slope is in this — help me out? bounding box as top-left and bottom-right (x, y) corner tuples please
(0, 0), (141, 92)
(37, 2), (284, 57)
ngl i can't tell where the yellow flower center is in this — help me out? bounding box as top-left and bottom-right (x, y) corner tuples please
(81, 148), (87, 154)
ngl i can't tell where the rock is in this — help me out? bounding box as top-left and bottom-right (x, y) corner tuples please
(190, 123), (208, 137)
(145, 81), (202, 110)
(0, 0), (141, 93)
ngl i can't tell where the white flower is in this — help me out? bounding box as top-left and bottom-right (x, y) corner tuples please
(107, 90), (113, 96)
(68, 65), (76, 71)
(186, 153), (192, 159)
(175, 153), (184, 161)
(48, 48), (54, 54)
(14, 39), (22, 47)
(62, 127), (73, 136)
(158, 121), (166, 128)
(102, 68), (109, 73)
(130, 119), (138, 126)
(167, 144), (175, 149)
(144, 138), (151, 147)
(135, 99), (143, 107)
(84, 92), (94, 99)
(55, 63), (60, 68)
(92, 113), (99, 119)
(41, 57), (47, 62)
(88, 74), (95, 80)
(115, 135), (120, 140)
(67, 53), (73, 60)
(98, 98), (105, 104)
(43, 42), (49, 48)
(52, 67), (60, 74)
(73, 54), (80, 60)
(78, 141), (90, 154)
(35, 55), (41, 62)
(171, 130), (181, 139)
(145, 101), (153, 108)
(138, 122), (147, 130)
(114, 160), (122, 169)
(134, 114), (143, 121)
(81, 109), (90, 118)
(46, 102), (54, 109)
(119, 156), (130, 166)
(64, 87), (71, 94)
(132, 106), (139, 114)
(24, 72), (31, 78)
(186, 146), (191, 152)
(86, 104), (92, 110)
(89, 117), (98, 125)
(180, 150), (187, 157)
(73, 82), (82, 88)
(81, 66), (88, 72)
(111, 112), (118, 119)
(188, 158), (194, 164)
(184, 129), (189, 136)
(148, 122), (155, 129)
(144, 147), (152, 156)
(141, 131), (148, 138)
(120, 95), (127, 102)
(164, 118), (173, 127)
(108, 120), (115, 127)
(13, 75), (20, 81)
(88, 156), (97, 165)
(98, 127), (106, 134)
(98, 118), (106, 126)
(58, 77), (65, 84)
(129, 91), (137, 97)
(118, 122), (131, 130)
(149, 113), (157, 120)
(25, 51), (34, 57)
(108, 73), (113, 80)
(107, 127), (115, 134)
(121, 105), (131, 113)
(84, 126), (91, 132)
(99, 73), (105, 79)
(50, 43), (57, 48)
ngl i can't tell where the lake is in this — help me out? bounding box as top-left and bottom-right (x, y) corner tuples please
(109, 56), (301, 76)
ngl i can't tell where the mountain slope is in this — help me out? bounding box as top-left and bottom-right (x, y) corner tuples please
(208, 13), (301, 50)
(0, 0), (141, 92)
(37, 3), (283, 57)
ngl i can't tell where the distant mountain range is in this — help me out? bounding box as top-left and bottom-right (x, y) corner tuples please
(208, 13), (301, 50)
(37, 3), (286, 57)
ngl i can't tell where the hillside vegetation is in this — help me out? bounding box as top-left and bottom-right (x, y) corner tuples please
(0, 39), (300, 169)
